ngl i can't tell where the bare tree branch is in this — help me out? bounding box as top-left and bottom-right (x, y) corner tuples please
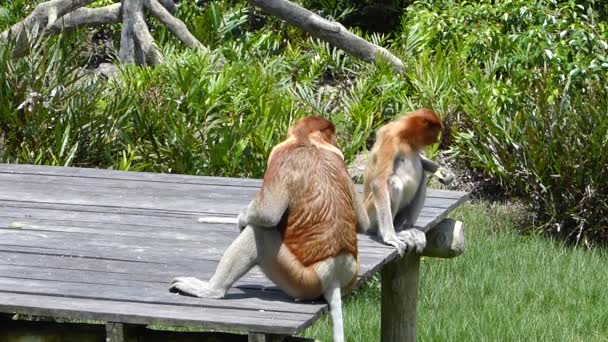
(134, 18), (164, 65)
(157, 0), (176, 13)
(249, 0), (405, 74)
(1, 0), (98, 56)
(119, 0), (163, 65)
(2, 0), (401, 72)
(145, 0), (209, 54)
(49, 4), (122, 33)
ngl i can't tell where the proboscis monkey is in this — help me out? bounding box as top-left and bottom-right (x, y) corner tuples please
(170, 116), (368, 342)
(360, 109), (454, 255)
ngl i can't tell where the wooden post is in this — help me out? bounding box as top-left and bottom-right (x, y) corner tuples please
(106, 322), (141, 342)
(0, 312), (14, 320)
(248, 332), (285, 342)
(381, 219), (465, 342)
(381, 252), (420, 342)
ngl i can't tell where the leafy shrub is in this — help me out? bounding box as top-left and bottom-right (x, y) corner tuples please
(397, 0), (608, 243)
(0, 4), (409, 177)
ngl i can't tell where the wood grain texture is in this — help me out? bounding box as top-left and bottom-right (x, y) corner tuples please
(0, 164), (468, 335)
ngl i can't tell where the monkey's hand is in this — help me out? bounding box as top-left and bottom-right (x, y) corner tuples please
(433, 167), (455, 186)
(397, 229), (427, 254)
(237, 208), (248, 232)
(169, 277), (225, 298)
(378, 231), (409, 257)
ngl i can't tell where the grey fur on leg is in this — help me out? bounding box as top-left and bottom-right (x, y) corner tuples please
(169, 277), (225, 298)
(170, 225), (259, 298)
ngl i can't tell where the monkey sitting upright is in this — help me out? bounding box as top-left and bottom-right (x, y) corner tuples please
(360, 109), (454, 255)
(170, 116), (368, 342)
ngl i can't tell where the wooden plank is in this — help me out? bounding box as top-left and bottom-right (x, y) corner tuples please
(0, 164), (264, 188)
(0, 164), (469, 199)
(0, 248), (390, 291)
(0, 276), (328, 315)
(0, 214), (438, 241)
(0, 292), (314, 335)
(0, 182), (462, 218)
(0, 205), (443, 232)
(0, 319), (318, 342)
(0, 163), (469, 337)
(0, 200), (209, 217)
(0, 185), (246, 215)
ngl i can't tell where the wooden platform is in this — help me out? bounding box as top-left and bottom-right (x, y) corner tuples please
(0, 164), (468, 337)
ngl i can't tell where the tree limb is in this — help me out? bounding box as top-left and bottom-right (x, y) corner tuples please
(1, 0), (98, 57)
(49, 4), (122, 33)
(119, 0), (163, 65)
(156, 0), (176, 13)
(249, 0), (405, 74)
(145, 0), (209, 54)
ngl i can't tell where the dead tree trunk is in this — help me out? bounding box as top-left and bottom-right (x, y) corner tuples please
(1, 0), (405, 72)
(1, 0), (208, 66)
(249, 0), (405, 74)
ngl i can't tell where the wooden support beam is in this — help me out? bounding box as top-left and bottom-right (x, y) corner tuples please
(248, 333), (318, 342)
(0, 319), (105, 342)
(381, 252), (419, 342)
(248, 332), (285, 342)
(106, 322), (142, 342)
(422, 219), (465, 258)
(0, 312), (15, 320)
(381, 219), (465, 342)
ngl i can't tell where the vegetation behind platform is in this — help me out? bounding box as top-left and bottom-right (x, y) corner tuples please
(1, 0), (607, 243)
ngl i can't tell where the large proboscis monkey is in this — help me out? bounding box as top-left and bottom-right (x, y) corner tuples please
(360, 109), (454, 256)
(170, 116), (369, 342)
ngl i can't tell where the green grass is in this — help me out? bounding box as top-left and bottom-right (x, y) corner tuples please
(302, 202), (608, 341)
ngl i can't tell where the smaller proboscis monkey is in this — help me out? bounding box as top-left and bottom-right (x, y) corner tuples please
(360, 109), (454, 255)
(170, 116), (369, 342)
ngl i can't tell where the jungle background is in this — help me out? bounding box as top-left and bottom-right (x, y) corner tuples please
(1, 0), (607, 340)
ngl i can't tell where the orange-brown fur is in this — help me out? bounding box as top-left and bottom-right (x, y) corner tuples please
(261, 116), (359, 296)
(170, 116), (361, 341)
(363, 108), (443, 208)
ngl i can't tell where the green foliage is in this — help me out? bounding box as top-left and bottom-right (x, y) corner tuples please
(2, 0), (608, 243)
(397, 0), (608, 243)
(0, 0), (31, 30)
(0, 11), (402, 176)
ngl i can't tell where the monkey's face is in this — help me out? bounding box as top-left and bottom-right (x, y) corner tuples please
(403, 110), (443, 147)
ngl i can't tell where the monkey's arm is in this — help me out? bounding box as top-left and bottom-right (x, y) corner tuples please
(393, 176), (428, 254)
(246, 184), (289, 228)
(237, 207), (248, 231)
(420, 154), (455, 185)
(369, 142), (408, 255)
(353, 189), (370, 233)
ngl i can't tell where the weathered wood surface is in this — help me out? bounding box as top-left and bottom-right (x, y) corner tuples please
(0, 164), (468, 335)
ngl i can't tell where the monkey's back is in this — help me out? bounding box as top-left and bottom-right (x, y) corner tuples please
(278, 145), (358, 267)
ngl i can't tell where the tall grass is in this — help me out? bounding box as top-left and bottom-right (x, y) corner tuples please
(302, 202), (608, 341)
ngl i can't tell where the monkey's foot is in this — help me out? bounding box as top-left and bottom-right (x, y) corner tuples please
(397, 229), (427, 254)
(434, 167), (455, 186)
(169, 277), (225, 298)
